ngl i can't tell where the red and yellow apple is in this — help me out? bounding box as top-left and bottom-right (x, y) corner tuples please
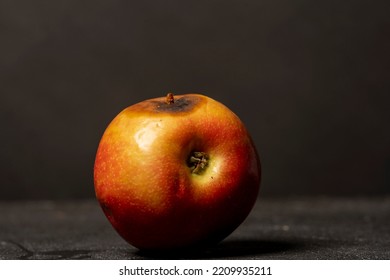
(94, 93), (261, 251)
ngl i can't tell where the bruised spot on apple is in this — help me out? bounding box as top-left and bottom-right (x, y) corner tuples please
(130, 93), (203, 114)
(94, 93), (261, 251)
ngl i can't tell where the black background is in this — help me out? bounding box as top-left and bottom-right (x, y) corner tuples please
(1, 0), (389, 200)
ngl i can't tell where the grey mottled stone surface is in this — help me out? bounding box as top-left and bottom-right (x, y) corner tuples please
(1, 197), (389, 259)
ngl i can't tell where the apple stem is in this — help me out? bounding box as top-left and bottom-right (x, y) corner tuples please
(188, 151), (209, 174)
(166, 93), (174, 104)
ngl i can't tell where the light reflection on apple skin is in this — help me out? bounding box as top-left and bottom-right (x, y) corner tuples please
(133, 120), (161, 151)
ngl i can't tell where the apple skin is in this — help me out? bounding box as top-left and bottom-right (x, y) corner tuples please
(94, 93), (261, 251)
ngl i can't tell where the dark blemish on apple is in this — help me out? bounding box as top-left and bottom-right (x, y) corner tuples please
(152, 95), (202, 113)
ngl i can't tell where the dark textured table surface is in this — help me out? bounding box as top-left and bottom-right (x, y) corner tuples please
(1, 196), (389, 260)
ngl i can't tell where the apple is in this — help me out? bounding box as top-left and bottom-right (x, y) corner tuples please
(94, 93), (261, 251)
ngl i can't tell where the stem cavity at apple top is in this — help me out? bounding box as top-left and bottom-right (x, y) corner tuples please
(188, 151), (209, 174)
